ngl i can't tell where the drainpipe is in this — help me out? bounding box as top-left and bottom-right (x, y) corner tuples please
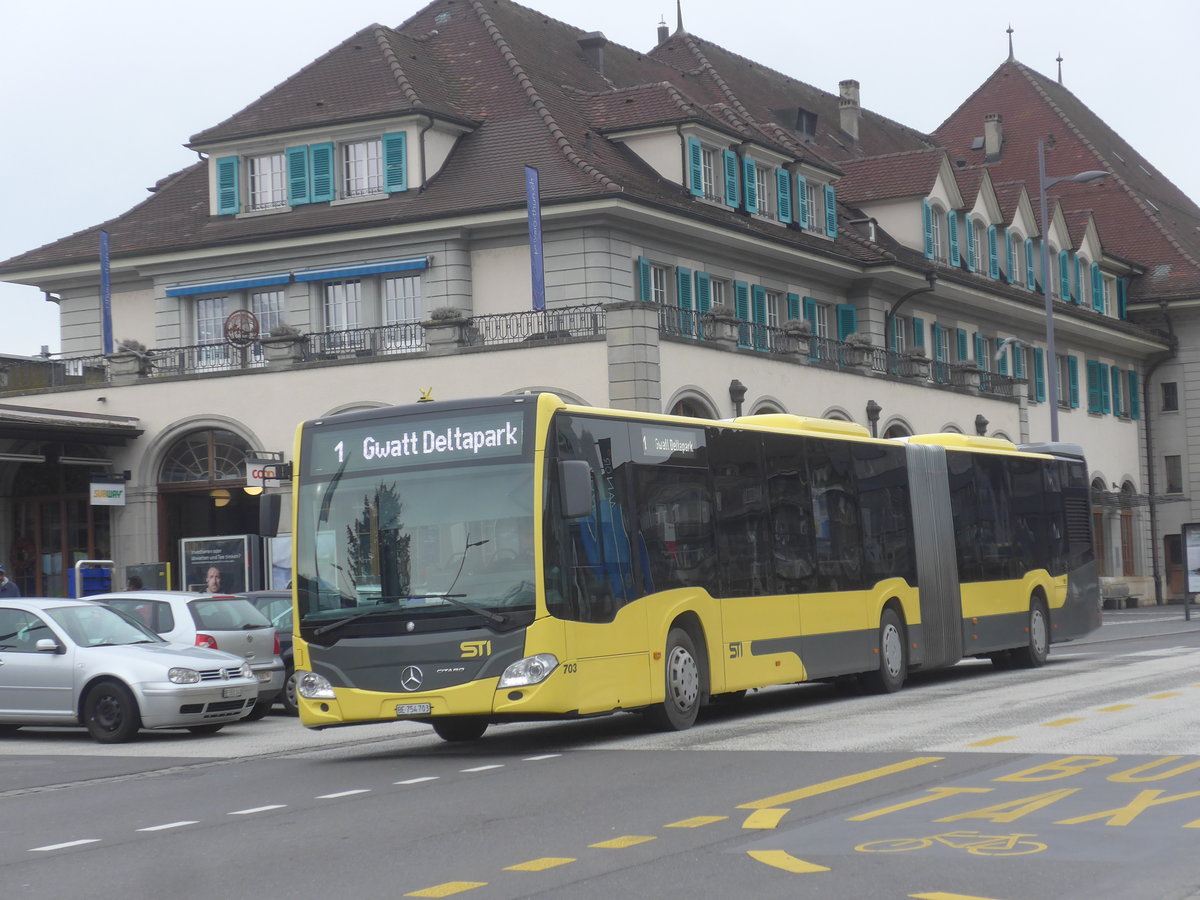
(417, 115), (434, 190)
(1143, 300), (1177, 607)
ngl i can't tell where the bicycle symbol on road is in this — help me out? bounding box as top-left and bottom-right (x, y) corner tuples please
(855, 830), (1048, 857)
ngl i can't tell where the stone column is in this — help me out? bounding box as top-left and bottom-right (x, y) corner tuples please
(604, 301), (661, 413)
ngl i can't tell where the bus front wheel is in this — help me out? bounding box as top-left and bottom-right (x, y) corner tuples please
(861, 608), (907, 694)
(432, 717), (489, 742)
(645, 627), (706, 731)
(1010, 599), (1049, 668)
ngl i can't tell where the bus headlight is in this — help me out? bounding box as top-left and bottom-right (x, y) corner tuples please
(498, 654), (559, 688)
(296, 671), (336, 700)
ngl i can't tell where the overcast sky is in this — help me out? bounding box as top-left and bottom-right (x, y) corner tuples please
(3, 0), (1197, 356)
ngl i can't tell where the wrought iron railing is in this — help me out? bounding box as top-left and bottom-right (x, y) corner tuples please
(467, 305), (605, 346)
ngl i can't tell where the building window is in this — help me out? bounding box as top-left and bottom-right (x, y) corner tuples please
(324, 280), (362, 330)
(651, 264), (669, 305)
(805, 181), (820, 231)
(972, 220), (985, 271)
(343, 140), (383, 197)
(251, 290), (286, 335)
(1165, 455), (1183, 494)
(813, 302), (829, 338)
(1102, 277), (1113, 316)
(890, 315), (906, 352)
(1162, 382), (1179, 411)
(1012, 235), (1026, 288)
(248, 153), (287, 210)
(711, 278), (728, 309)
(382, 275), (424, 352)
(754, 165), (772, 219)
(700, 147), (716, 200)
(931, 207), (946, 263)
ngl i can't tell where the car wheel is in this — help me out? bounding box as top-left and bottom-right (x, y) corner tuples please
(1010, 598), (1050, 668)
(431, 717), (489, 742)
(644, 627), (707, 731)
(861, 608), (907, 694)
(244, 699), (273, 721)
(280, 668), (300, 716)
(188, 724), (224, 735)
(84, 679), (141, 743)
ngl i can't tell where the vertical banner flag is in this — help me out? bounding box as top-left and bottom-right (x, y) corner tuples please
(100, 230), (113, 355)
(525, 166), (546, 311)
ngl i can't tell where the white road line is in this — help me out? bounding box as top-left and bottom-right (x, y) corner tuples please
(395, 776), (439, 785)
(316, 789), (371, 799)
(137, 821), (198, 832)
(524, 754), (561, 761)
(229, 804), (286, 815)
(30, 839), (100, 852)
(461, 764), (504, 773)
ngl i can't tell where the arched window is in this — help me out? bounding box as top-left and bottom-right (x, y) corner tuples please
(882, 423), (912, 439)
(159, 429), (251, 486)
(669, 398), (716, 419)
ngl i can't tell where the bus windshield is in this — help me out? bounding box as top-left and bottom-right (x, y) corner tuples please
(294, 462), (535, 635)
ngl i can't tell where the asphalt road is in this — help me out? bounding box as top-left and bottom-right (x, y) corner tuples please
(2, 606), (1199, 900)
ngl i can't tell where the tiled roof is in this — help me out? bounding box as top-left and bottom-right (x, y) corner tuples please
(934, 59), (1200, 300)
(837, 151), (945, 204)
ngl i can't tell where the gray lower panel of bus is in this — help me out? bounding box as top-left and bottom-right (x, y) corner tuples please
(906, 443), (964, 669)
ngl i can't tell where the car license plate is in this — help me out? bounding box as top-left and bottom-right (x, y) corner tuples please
(396, 703), (432, 716)
(257, 671), (272, 683)
(222, 687), (244, 699)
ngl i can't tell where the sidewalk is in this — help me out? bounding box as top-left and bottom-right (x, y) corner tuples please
(1080, 600), (1200, 644)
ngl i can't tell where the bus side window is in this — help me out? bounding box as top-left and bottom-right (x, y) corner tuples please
(708, 428), (772, 597)
(764, 434), (814, 592)
(808, 438), (863, 591)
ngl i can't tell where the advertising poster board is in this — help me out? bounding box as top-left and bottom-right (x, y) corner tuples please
(267, 535), (292, 590)
(1184, 523), (1200, 597)
(180, 535), (256, 593)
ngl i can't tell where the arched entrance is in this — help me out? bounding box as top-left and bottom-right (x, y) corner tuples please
(158, 429), (257, 583)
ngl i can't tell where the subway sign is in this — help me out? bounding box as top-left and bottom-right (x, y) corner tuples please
(90, 479), (126, 507)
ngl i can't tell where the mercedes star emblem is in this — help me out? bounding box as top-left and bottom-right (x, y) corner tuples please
(400, 666), (424, 692)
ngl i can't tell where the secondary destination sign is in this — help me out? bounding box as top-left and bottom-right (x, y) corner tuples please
(307, 409), (527, 475)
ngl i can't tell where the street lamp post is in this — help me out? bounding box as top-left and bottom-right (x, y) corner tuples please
(1038, 139), (1110, 442)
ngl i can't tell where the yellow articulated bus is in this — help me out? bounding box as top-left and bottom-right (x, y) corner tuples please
(291, 393), (1099, 741)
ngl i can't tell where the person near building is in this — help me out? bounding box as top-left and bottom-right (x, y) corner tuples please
(0, 565), (20, 598)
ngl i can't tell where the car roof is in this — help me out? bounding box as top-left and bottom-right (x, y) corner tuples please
(0, 597), (100, 611)
(88, 591), (216, 603)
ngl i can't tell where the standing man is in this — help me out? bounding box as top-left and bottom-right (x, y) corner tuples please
(0, 565), (20, 598)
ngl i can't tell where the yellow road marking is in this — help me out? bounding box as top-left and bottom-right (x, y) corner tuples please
(742, 808), (789, 829)
(1098, 704), (1134, 712)
(505, 857), (575, 872)
(589, 835), (656, 849)
(1041, 718), (1083, 727)
(910, 893), (1006, 900)
(848, 787), (992, 821)
(747, 850), (830, 873)
(739, 757), (942, 810)
(665, 815), (727, 828)
(1148, 692), (1180, 700)
(405, 882), (487, 897)
(968, 736), (1018, 746)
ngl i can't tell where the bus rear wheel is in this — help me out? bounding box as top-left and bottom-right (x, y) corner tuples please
(432, 717), (489, 742)
(645, 627), (706, 731)
(861, 608), (907, 694)
(1010, 599), (1049, 668)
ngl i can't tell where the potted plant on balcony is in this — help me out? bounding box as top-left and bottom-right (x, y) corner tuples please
(422, 306), (471, 351)
(842, 332), (875, 367)
(700, 302), (740, 348)
(107, 339), (154, 377)
(898, 346), (931, 378)
(781, 318), (812, 356)
(950, 360), (983, 388)
(260, 324), (308, 364)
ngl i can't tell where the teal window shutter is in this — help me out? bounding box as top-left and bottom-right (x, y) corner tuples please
(803, 296), (817, 330)
(286, 146), (310, 206)
(1058, 250), (1071, 300)
(1033, 348), (1046, 402)
(956, 328), (968, 362)
(775, 169), (792, 223)
(1072, 254), (1082, 304)
(1067, 356), (1080, 408)
(695, 272), (712, 313)
(786, 292), (801, 320)
(997, 339), (1009, 375)
(987, 225), (999, 279)
(912, 316), (925, 350)
(1025, 238), (1036, 290)
(1086, 360), (1101, 412)
(795, 174), (809, 228)
(947, 211), (960, 266)
(742, 157), (758, 214)
(921, 200), (934, 259)
(1117, 278), (1128, 319)
(965, 217), (977, 272)
(973, 332), (985, 369)
(1111, 366), (1122, 417)
(932, 323), (944, 362)
(687, 137), (703, 197)
(734, 281), (750, 320)
(310, 142), (335, 203)
(723, 150), (739, 208)
(382, 131), (408, 193)
(836, 304), (857, 340)
(1129, 370), (1140, 419)
(216, 156), (240, 215)
(636, 257), (652, 302)
(676, 267), (693, 309)
(1099, 363), (1111, 413)
(1013, 342), (1025, 379)
(1091, 262), (1104, 311)
(823, 184), (838, 237)
(1005, 229), (1014, 282)
(751, 284), (767, 323)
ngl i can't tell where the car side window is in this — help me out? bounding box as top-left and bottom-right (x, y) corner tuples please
(0, 608), (53, 652)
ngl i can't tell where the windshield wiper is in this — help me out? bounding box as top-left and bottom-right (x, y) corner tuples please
(312, 603), (405, 637)
(414, 592), (507, 626)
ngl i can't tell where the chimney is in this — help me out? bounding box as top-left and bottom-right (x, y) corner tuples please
(578, 32), (608, 78)
(984, 113), (1003, 160)
(838, 79), (860, 141)
(657, 18), (669, 44)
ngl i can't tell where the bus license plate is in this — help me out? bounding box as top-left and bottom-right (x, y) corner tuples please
(396, 703), (432, 716)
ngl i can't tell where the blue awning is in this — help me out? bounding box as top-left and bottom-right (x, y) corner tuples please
(166, 274), (291, 297)
(293, 257), (430, 282)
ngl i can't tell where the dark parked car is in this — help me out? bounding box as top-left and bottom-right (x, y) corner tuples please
(235, 591), (297, 715)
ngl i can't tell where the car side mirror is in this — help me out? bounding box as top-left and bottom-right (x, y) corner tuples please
(35, 638), (63, 654)
(558, 459), (593, 519)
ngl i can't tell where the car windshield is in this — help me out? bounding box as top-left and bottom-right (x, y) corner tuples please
(188, 598), (270, 630)
(48, 605), (164, 647)
(295, 461), (535, 635)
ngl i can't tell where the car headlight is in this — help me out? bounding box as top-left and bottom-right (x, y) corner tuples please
(297, 671), (335, 700)
(168, 667), (200, 685)
(239, 661), (254, 680)
(498, 653), (559, 688)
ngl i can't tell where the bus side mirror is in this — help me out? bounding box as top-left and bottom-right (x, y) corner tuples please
(558, 460), (593, 518)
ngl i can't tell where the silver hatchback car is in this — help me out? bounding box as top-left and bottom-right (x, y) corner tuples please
(0, 597), (259, 743)
(88, 591), (285, 719)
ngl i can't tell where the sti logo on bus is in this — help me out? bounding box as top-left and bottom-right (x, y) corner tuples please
(460, 640), (492, 658)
